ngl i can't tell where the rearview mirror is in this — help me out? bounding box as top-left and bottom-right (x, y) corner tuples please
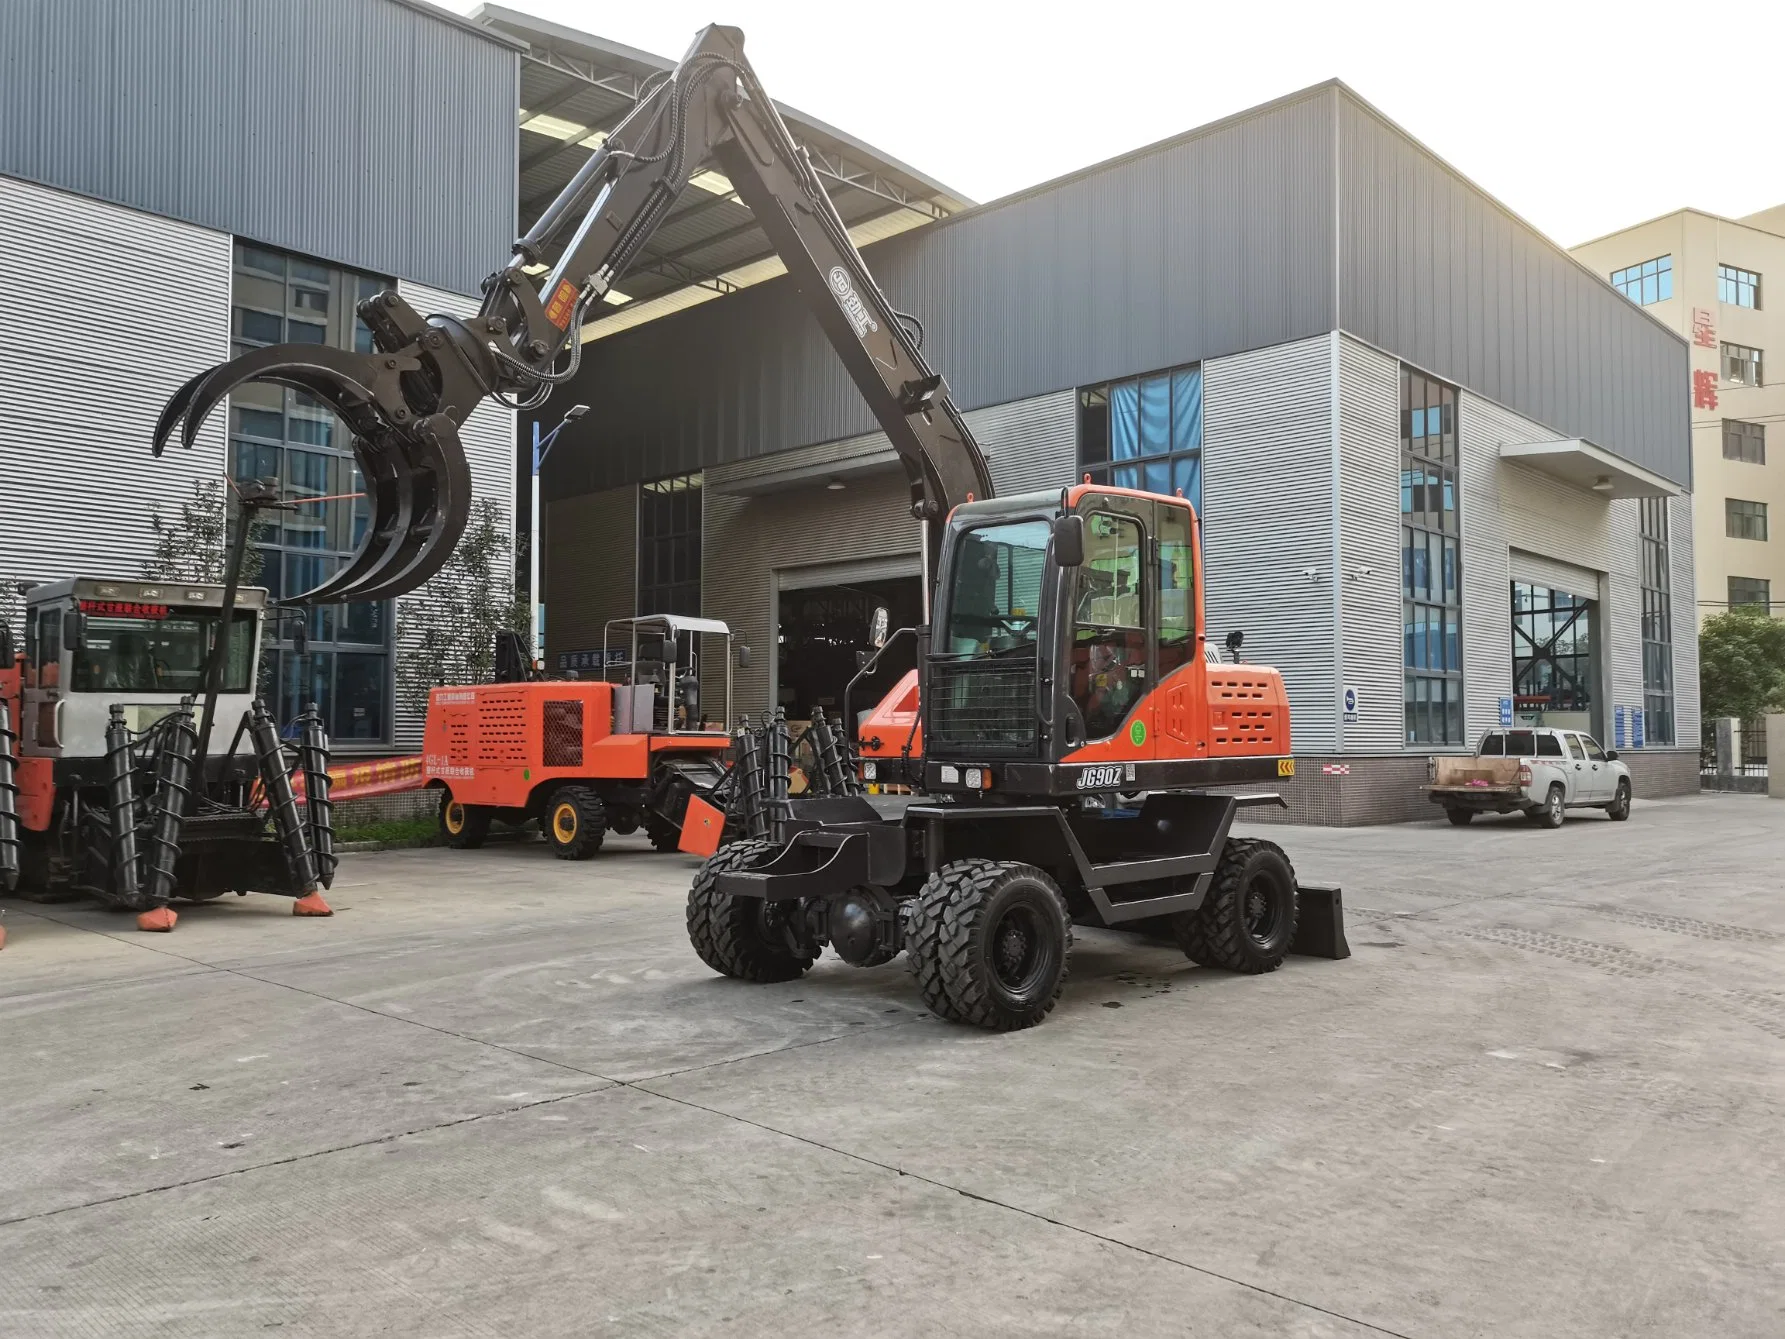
(869, 604), (889, 649)
(1225, 629), (1244, 653)
(63, 610), (88, 652)
(1052, 513), (1085, 568)
(1605, 749), (1619, 761)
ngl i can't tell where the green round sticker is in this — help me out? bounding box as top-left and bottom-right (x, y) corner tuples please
(1129, 719), (1147, 747)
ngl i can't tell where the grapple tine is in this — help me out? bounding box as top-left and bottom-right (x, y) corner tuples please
(288, 436), (411, 606)
(325, 415), (473, 604)
(173, 343), (401, 455)
(151, 367), (214, 457)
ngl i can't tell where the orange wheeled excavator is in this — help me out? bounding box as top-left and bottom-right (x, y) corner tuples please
(147, 23), (1346, 1023)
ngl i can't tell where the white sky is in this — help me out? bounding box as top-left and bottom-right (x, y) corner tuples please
(447, 0), (1783, 248)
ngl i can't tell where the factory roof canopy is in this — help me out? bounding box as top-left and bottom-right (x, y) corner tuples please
(467, 5), (972, 338)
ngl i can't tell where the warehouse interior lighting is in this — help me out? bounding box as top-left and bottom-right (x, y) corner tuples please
(826, 477), (846, 490)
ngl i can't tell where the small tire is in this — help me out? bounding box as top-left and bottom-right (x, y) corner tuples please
(646, 814), (681, 853)
(439, 792), (491, 850)
(1445, 807), (1474, 827)
(1527, 783), (1565, 829)
(905, 859), (1071, 1031)
(1606, 779), (1632, 822)
(606, 810), (641, 836)
(544, 786), (606, 859)
(686, 839), (817, 982)
(1173, 838), (1298, 974)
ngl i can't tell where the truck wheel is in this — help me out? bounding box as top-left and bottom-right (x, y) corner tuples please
(1526, 783), (1565, 829)
(1445, 807), (1474, 826)
(1606, 780), (1632, 822)
(1174, 838), (1298, 974)
(544, 786), (606, 859)
(439, 793), (491, 850)
(686, 839), (817, 982)
(905, 860), (1071, 1031)
(646, 814), (681, 853)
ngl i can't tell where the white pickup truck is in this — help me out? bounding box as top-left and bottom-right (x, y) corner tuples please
(1428, 727), (1633, 828)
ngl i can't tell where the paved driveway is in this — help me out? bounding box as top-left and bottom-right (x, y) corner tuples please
(2, 793), (1780, 1337)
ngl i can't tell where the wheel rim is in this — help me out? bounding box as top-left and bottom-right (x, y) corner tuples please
(552, 804), (578, 843)
(1551, 791), (1563, 818)
(1243, 874), (1284, 948)
(444, 802), (465, 834)
(989, 904), (1048, 993)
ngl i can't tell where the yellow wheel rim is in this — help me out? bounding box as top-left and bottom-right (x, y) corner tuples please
(552, 803), (578, 843)
(444, 802), (465, 834)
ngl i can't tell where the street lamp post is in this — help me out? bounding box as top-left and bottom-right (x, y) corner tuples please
(531, 403), (589, 666)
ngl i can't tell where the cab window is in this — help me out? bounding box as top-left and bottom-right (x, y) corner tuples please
(1535, 733), (1565, 758)
(1581, 735), (1607, 762)
(1564, 734), (1586, 760)
(1479, 733), (1505, 755)
(1158, 503), (1193, 675)
(1071, 512), (1147, 740)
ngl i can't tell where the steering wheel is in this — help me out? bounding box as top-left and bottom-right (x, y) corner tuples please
(991, 613), (1035, 636)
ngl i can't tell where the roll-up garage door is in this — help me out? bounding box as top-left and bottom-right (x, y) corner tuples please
(777, 554), (921, 591)
(1509, 550), (1600, 600)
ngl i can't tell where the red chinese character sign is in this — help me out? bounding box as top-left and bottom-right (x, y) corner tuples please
(1692, 307), (1716, 349)
(1693, 368), (1718, 410)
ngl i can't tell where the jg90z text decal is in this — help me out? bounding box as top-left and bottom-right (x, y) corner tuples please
(1077, 764), (1127, 790)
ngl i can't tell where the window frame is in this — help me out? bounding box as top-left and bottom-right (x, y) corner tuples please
(1077, 364), (1204, 516)
(231, 242), (394, 745)
(1722, 419), (1766, 465)
(1720, 342), (1764, 387)
(1717, 264), (1761, 309)
(1610, 254), (1673, 306)
(1728, 576), (1771, 613)
(1726, 498), (1769, 542)
(1402, 368), (1464, 747)
(637, 472), (704, 619)
(1636, 496), (1675, 745)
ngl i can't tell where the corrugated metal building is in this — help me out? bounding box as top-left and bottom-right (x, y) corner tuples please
(536, 82), (1699, 821)
(0, 0), (519, 751)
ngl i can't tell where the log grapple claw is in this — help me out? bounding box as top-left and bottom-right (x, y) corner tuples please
(150, 294), (492, 606)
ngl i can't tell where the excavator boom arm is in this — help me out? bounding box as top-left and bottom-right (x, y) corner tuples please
(153, 24), (990, 606)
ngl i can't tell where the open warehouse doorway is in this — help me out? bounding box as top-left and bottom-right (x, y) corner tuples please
(775, 558), (923, 728)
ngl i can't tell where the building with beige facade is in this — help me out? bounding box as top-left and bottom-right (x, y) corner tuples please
(1573, 206), (1785, 621)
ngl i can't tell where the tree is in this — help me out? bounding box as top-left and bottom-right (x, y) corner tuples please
(143, 478), (267, 586)
(394, 499), (529, 715)
(1698, 605), (1785, 723)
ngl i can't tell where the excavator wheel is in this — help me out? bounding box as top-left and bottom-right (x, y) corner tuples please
(686, 839), (817, 982)
(544, 786), (606, 860)
(1173, 838), (1298, 974)
(438, 793), (491, 850)
(905, 859), (1072, 1031)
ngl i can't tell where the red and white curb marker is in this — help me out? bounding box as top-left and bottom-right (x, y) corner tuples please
(1321, 764), (1352, 775)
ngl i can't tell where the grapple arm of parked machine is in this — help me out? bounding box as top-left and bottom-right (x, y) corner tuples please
(152, 23), (990, 605)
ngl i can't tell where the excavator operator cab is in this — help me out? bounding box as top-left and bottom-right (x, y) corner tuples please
(601, 615), (733, 736)
(921, 482), (1278, 797)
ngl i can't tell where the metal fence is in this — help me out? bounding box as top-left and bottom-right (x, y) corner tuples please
(1701, 717), (1770, 791)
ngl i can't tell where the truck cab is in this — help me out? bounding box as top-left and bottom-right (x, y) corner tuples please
(16, 577), (265, 775)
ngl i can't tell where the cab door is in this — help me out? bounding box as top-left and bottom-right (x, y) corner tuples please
(1062, 497), (1155, 761)
(22, 605), (62, 754)
(1152, 497), (1204, 757)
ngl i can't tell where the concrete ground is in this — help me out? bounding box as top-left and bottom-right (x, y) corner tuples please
(1, 793), (1781, 1338)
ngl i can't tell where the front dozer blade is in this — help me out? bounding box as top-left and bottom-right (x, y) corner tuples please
(151, 340), (474, 606)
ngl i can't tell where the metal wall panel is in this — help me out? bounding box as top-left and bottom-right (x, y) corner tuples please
(542, 484), (637, 664)
(1336, 336), (1405, 753)
(389, 280), (518, 749)
(538, 89), (1339, 502)
(0, 0), (516, 294)
(1201, 336), (1338, 754)
(1338, 97), (1691, 486)
(0, 176), (231, 638)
